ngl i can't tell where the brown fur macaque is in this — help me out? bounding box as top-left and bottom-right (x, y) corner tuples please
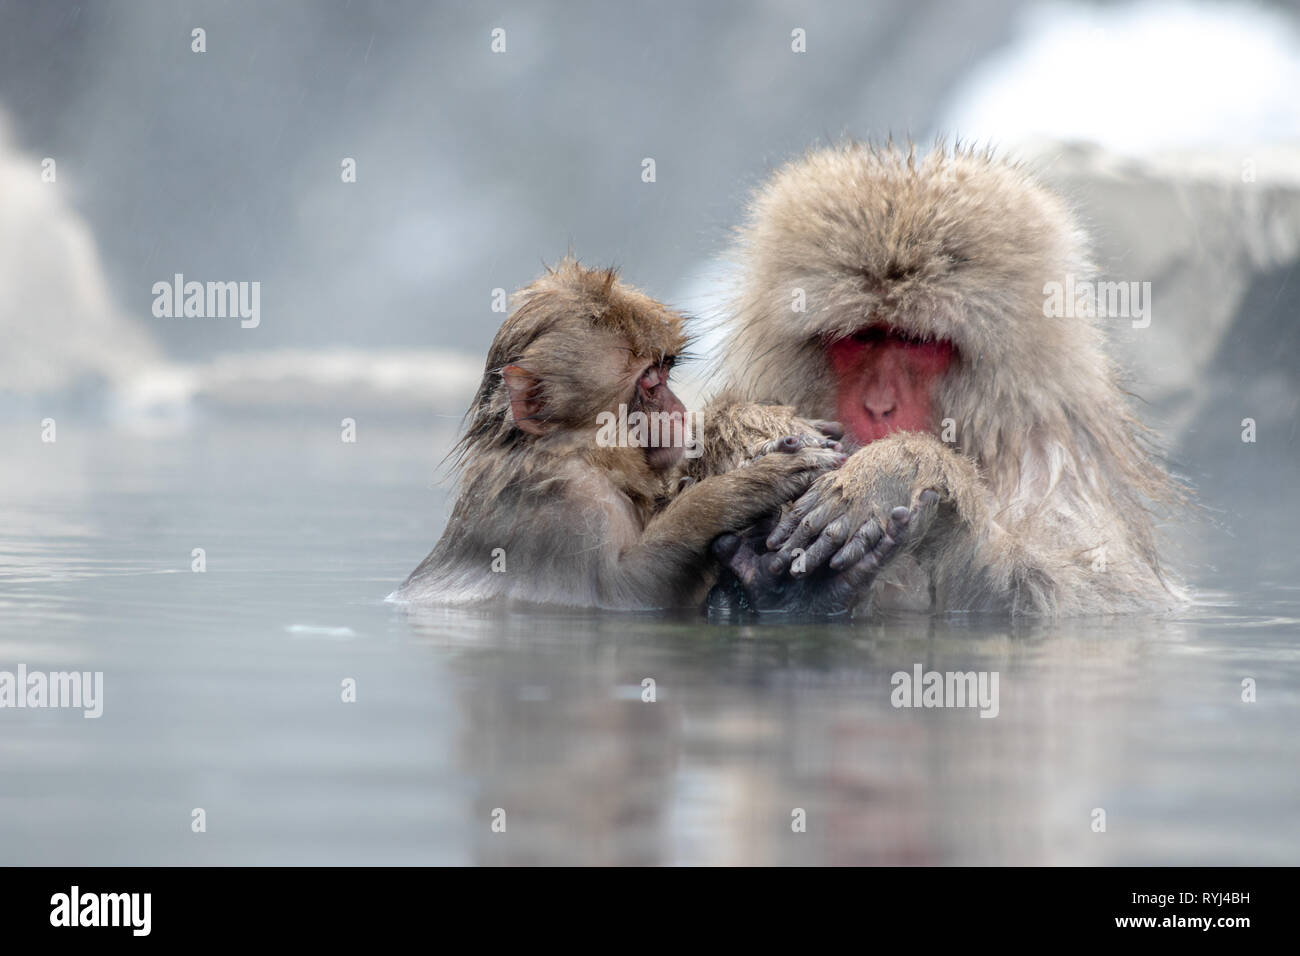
(393, 260), (843, 611)
(716, 143), (1184, 616)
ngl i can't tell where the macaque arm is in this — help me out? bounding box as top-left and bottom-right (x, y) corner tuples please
(612, 444), (842, 607)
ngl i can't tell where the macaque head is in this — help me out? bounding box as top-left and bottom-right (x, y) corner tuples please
(464, 259), (690, 471)
(724, 142), (1099, 462)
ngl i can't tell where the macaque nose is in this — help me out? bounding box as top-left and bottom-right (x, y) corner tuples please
(865, 397), (896, 419)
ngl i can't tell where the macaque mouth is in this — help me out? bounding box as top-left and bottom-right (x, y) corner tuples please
(827, 325), (957, 446)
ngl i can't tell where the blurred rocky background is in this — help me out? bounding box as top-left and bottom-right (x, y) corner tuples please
(1, 0), (1297, 468)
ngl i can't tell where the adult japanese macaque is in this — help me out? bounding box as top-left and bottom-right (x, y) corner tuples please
(392, 260), (845, 610)
(713, 143), (1185, 616)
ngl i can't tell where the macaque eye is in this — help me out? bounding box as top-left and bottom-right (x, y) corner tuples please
(639, 361), (674, 391)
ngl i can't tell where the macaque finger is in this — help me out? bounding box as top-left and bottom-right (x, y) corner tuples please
(867, 506), (912, 562)
(828, 516), (884, 571)
(775, 497), (839, 560)
(750, 433), (811, 460)
(844, 506), (916, 581)
(714, 526), (797, 610)
(815, 551), (884, 613)
(907, 487), (942, 535)
(766, 482), (846, 572)
(888, 504), (912, 532)
(766, 498), (811, 550)
(911, 488), (941, 515)
(790, 515), (853, 577)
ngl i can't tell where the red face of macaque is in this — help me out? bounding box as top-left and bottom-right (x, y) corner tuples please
(634, 362), (688, 471)
(826, 326), (955, 446)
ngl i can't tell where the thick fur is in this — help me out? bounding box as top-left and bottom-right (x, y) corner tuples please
(677, 390), (839, 483)
(394, 259), (839, 610)
(718, 142), (1185, 615)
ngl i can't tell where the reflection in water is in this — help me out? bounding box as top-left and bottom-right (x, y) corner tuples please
(404, 604), (1292, 865)
(0, 422), (1296, 865)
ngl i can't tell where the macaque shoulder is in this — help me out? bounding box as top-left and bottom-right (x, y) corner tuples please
(543, 457), (645, 553)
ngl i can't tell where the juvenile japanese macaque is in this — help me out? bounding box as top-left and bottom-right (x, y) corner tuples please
(714, 142), (1185, 616)
(392, 260), (844, 610)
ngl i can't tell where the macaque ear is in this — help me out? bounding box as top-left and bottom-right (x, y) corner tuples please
(501, 365), (548, 435)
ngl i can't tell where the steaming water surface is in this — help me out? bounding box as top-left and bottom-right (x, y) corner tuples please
(1, 418), (1296, 865)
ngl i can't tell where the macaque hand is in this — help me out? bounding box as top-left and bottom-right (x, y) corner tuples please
(744, 427), (843, 464)
(765, 432), (974, 580)
(740, 434), (847, 502)
(708, 514), (895, 617)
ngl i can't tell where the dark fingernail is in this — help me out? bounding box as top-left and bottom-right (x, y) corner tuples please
(890, 505), (910, 525)
(919, 489), (940, 504)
